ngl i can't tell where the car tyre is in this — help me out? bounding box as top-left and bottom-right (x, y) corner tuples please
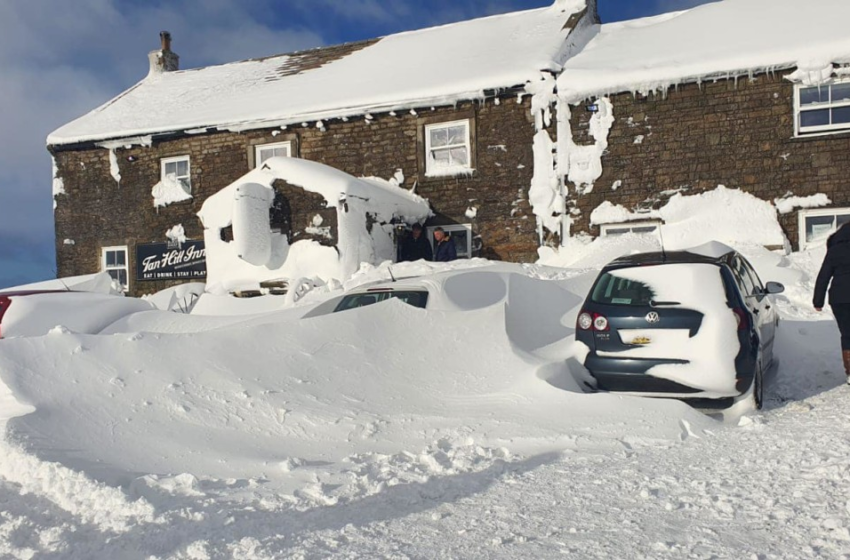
(752, 363), (764, 411)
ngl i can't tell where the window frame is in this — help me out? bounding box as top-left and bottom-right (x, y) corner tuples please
(160, 155), (191, 193)
(794, 79), (850, 137)
(599, 220), (662, 237)
(424, 119), (473, 177)
(101, 245), (129, 292)
(254, 141), (293, 169)
(427, 224), (473, 259)
(798, 207), (850, 249)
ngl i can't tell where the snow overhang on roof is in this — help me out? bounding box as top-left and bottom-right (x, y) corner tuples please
(557, 0), (850, 102)
(48, 1), (591, 147)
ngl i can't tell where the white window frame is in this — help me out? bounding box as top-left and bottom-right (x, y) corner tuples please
(254, 141), (293, 169)
(427, 224), (473, 259)
(599, 221), (662, 237)
(101, 245), (129, 292)
(794, 79), (850, 137)
(424, 119), (472, 177)
(798, 207), (850, 249)
(160, 155), (191, 193)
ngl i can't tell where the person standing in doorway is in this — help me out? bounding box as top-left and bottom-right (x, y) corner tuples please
(433, 227), (457, 262)
(399, 223), (433, 262)
(814, 222), (850, 385)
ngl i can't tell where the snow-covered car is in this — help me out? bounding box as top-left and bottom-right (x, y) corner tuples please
(303, 267), (531, 318)
(0, 290), (154, 338)
(576, 244), (784, 409)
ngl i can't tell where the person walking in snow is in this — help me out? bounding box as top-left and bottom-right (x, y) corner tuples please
(433, 227), (458, 262)
(814, 222), (850, 384)
(399, 223), (433, 262)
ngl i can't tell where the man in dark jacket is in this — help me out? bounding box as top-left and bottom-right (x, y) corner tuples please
(399, 224), (432, 262)
(433, 227), (458, 262)
(814, 222), (850, 384)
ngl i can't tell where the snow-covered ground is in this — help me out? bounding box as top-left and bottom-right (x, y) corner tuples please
(1, 235), (848, 558)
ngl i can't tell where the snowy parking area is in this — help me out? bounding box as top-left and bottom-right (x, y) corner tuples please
(0, 241), (849, 558)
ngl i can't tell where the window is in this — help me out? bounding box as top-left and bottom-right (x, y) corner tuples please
(333, 290), (429, 313)
(731, 256), (757, 297)
(427, 224), (473, 259)
(161, 156), (191, 193)
(591, 271), (656, 306)
(255, 142), (292, 169)
(425, 120), (472, 176)
(599, 221), (661, 237)
(102, 246), (129, 292)
(799, 207), (850, 248)
(795, 80), (850, 136)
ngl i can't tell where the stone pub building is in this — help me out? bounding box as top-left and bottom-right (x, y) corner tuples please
(48, 0), (850, 295)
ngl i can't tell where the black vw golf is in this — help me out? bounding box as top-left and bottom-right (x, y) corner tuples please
(576, 244), (784, 409)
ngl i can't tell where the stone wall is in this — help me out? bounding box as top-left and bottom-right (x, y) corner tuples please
(566, 72), (850, 248)
(52, 96), (539, 296)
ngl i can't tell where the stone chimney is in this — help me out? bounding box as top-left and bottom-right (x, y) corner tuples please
(148, 31), (180, 76)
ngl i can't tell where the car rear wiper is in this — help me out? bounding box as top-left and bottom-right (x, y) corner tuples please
(650, 300), (681, 307)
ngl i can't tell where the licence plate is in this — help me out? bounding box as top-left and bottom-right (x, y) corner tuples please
(630, 336), (652, 345)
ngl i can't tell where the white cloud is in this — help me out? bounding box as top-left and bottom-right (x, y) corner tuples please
(0, 0), (326, 286)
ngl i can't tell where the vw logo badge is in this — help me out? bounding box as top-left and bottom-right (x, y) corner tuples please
(645, 312), (660, 324)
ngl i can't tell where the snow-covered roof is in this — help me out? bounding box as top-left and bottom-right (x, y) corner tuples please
(48, 2), (589, 146)
(558, 0), (850, 101)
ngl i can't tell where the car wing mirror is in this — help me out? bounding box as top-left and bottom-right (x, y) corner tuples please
(765, 281), (785, 295)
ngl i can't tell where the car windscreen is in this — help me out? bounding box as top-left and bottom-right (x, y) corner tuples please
(334, 291), (428, 312)
(591, 271), (657, 306)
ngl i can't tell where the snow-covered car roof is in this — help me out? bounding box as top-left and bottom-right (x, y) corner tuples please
(48, 2), (588, 146)
(558, 0), (850, 101)
(305, 264), (576, 317)
(0, 292), (154, 338)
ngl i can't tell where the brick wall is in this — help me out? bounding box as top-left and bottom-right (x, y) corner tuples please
(52, 97), (539, 296)
(566, 72), (850, 248)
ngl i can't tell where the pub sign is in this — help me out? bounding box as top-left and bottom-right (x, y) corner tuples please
(136, 241), (207, 282)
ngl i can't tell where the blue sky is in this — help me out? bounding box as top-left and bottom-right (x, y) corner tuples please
(0, 0), (711, 289)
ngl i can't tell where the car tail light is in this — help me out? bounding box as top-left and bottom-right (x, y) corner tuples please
(0, 297), (10, 339)
(578, 310), (610, 332)
(732, 307), (749, 331)
(593, 313), (609, 332)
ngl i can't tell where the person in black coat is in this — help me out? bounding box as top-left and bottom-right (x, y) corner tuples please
(814, 222), (850, 384)
(433, 227), (458, 262)
(399, 223), (433, 262)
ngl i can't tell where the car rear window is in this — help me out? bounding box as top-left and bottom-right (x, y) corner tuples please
(591, 272), (657, 306)
(334, 291), (428, 312)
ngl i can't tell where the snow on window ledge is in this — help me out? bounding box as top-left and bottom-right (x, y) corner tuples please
(774, 194), (831, 215)
(152, 175), (193, 208)
(424, 166), (476, 179)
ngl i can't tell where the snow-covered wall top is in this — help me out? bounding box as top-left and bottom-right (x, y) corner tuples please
(198, 157), (430, 231)
(48, 2), (587, 146)
(558, 0), (850, 102)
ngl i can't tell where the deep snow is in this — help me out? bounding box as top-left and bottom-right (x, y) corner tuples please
(1, 234), (849, 557)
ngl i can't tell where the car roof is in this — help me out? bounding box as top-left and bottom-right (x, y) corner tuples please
(604, 249), (736, 270)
